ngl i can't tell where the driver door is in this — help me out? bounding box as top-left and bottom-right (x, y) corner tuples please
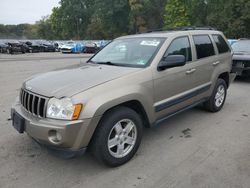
(153, 36), (199, 120)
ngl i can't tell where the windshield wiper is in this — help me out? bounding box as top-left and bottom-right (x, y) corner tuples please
(96, 61), (119, 66)
(87, 60), (95, 64)
(88, 61), (134, 67)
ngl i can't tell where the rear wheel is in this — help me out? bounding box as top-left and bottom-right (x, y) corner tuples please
(204, 78), (227, 112)
(90, 106), (143, 167)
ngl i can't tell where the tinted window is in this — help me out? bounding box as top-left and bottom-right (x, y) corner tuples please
(164, 37), (192, 62)
(212, 35), (230, 54)
(193, 35), (215, 59)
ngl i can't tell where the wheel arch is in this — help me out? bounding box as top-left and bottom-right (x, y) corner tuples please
(101, 100), (151, 128)
(218, 72), (229, 88)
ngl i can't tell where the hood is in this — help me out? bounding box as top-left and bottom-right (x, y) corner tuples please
(233, 52), (250, 61)
(23, 64), (141, 98)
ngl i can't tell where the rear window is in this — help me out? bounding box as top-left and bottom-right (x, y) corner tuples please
(212, 35), (230, 54)
(193, 35), (215, 59)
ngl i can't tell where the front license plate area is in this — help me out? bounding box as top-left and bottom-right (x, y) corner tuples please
(12, 112), (25, 133)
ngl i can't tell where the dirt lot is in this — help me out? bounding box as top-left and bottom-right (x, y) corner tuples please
(0, 53), (249, 188)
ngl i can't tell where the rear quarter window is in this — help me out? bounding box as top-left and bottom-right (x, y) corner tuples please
(212, 34), (231, 54)
(193, 35), (215, 59)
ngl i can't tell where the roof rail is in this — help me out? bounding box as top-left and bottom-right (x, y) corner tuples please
(172, 26), (216, 31)
(141, 26), (217, 34)
(238, 38), (250, 40)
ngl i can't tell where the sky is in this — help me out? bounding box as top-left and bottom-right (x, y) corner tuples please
(0, 0), (60, 25)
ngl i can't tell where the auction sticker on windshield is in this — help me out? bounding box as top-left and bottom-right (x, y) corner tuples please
(140, 40), (160, 46)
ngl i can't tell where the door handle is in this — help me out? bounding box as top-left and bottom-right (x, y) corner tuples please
(213, 61), (221, 66)
(186, 68), (196, 75)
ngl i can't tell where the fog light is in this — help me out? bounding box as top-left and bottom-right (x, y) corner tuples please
(48, 130), (62, 144)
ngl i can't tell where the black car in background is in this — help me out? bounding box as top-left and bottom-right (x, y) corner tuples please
(85, 42), (98, 53)
(0, 42), (8, 53)
(39, 41), (56, 52)
(19, 41), (32, 53)
(6, 41), (26, 54)
(25, 41), (41, 53)
(232, 39), (250, 77)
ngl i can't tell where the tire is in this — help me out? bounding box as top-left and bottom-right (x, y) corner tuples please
(90, 106), (143, 167)
(204, 78), (227, 112)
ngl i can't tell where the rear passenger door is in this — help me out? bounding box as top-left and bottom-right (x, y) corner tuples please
(189, 35), (217, 100)
(211, 34), (231, 73)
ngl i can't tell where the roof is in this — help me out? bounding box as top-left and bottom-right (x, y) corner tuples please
(117, 27), (223, 39)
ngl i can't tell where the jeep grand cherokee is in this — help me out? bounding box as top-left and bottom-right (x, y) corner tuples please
(11, 28), (236, 166)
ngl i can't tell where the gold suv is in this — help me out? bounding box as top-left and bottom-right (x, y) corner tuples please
(11, 28), (235, 166)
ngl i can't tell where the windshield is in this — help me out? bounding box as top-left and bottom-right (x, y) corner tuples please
(232, 41), (250, 53)
(90, 37), (165, 67)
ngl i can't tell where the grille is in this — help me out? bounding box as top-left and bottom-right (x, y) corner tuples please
(233, 60), (250, 68)
(20, 89), (48, 118)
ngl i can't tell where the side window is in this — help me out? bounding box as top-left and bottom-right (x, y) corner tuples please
(212, 34), (231, 54)
(193, 35), (215, 59)
(164, 36), (192, 62)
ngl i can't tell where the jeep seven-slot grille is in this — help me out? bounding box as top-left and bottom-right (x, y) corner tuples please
(20, 89), (48, 118)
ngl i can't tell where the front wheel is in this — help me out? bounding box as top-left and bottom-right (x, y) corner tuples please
(90, 106), (143, 167)
(204, 78), (227, 112)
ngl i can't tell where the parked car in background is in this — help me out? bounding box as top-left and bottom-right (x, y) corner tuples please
(85, 42), (98, 53)
(6, 41), (26, 54)
(231, 39), (250, 77)
(228, 39), (238, 46)
(57, 42), (65, 51)
(0, 41), (8, 53)
(98, 40), (111, 50)
(52, 42), (60, 52)
(39, 41), (56, 52)
(24, 41), (41, 53)
(61, 41), (83, 53)
(19, 41), (31, 53)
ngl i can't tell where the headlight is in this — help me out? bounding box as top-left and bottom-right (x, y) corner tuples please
(46, 98), (82, 120)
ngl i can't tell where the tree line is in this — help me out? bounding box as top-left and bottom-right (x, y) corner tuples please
(1, 0), (250, 40)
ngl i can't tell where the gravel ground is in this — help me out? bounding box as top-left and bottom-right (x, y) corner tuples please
(0, 53), (249, 188)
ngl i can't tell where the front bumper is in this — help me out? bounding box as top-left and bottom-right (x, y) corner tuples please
(11, 100), (101, 152)
(232, 61), (250, 76)
(61, 49), (72, 53)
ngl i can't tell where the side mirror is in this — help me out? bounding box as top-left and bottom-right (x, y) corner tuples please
(158, 55), (186, 71)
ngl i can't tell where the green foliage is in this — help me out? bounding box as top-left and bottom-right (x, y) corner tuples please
(164, 0), (190, 29)
(36, 16), (55, 40)
(0, 24), (38, 39)
(86, 0), (130, 39)
(1, 0), (250, 39)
